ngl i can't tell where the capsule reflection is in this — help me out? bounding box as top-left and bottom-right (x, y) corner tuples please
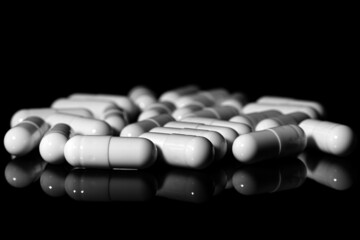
(4, 152), (47, 188)
(65, 169), (157, 201)
(299, 151), (356, 191)
(232, 158), (307, 195)
(40, 165), (69, 197)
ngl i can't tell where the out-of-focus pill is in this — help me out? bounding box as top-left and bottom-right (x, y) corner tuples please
(256, 112), (310, 131)
(181, 117), (252, 135)
(257, 96), (325, 118)
(39, 123), (72, 164)
(218, 92), (247, 113)
(243, 103), (318, 119)
(40, 165), (68, 197)
(175, 93), (216, 108)
(4, 117), (50, 156)
(68, 93), (139, 121)
(150, 127), (227, 160)
(230, 110), (282, 129)
(103, 107), (129, 134)
(299, 119), (356, 156)
(164, 121), (238, 151)
(140, 132), (214, 169)
(10, 108), (93, 127)
(184, 105), (239, 120)
(159, 85), (199, 103)
(120, 114), (174, 137)
(64, 136), (157, 169)
(4, 153), (47, 188)
(172, 105), (204, 121)
(138, 101), (176, 121)
(232, 125), (307, 164)
(46, 113), (112, 135)
(232, 158), (307, 195)
(65, 169), (157, 201)
(128, 85), (157, 110)
(299, 151), (355, 190)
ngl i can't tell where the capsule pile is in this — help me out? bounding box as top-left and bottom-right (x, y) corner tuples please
(4, 85), (356, 170)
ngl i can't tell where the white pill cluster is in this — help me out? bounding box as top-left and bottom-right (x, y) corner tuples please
(4, 85), (356, 170)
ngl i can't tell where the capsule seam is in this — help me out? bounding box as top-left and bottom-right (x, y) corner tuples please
(266, 128), (282, 156)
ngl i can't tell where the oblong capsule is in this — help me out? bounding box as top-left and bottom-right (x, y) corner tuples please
(150, 127), (227, 161)
(172, 105), (204, 121)
(299, 119), (356, 156)
(181, 117), (252, 135)
(184, 105), (239, 120)
(255, 112), (310, 131)
(120, 114), (174, 137)
(175, 93), (216, 108)
(128, 85), (157, 110)
(103, 107), (129, 134)
(138, 101), (176, 121)
(232, 125), (307, 164)
(10, 108), (93, 127)
(140, 132), (214, 169)
(4, 116), (50, 156)
(243, 103), (318, 119)
(257, 96), (325, 118)
(45, 113), (112, 135)
(230, 110), (282, 129)
(39, 123), (72, 164)
(64, 136), (157, 169)
(159, 85), (199, 103)
(217, 92), (247, 113)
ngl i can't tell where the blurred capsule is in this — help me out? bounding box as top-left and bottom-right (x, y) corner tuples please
(40, 164), (69, 197)
(128, 85), (157, 111)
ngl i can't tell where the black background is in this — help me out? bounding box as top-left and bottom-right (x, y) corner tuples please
(1, 10), (359, 234)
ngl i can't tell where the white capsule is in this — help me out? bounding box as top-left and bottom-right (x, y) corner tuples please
(120, 114), (174, 137)
(64, 136), (157, 169)
(128, 85), (157, 111)
(67, 93), (139, 121)
(159, 85), (200, 103)
(150, 127), (227, 161)
(45, 113), (112, 135)
(256, 112), (310, 131)
(299, 119), (356, 156)
(232, 125), (307, 164)
(184, 105), (239, 120)
(257, 96), (325, 118)
(172, 105), (204, 121)
(4, 117), (50, 156)
(138, 101), (176, 121)
(39, 123), (72, 164)
(181, 117), (252, 135)
(243, 103), (318, 119)
(140, 132), (214, 169)
(230, 110), (282, 129)
(217, 93), (247, 113)
(164, 121), (238, 151)
(10, 108), (93, 127)
(103, 107), (129, 134)
(175, 93), (216, 108)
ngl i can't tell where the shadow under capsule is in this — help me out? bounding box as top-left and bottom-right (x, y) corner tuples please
(4, 152), (47, 188)
(232, 157), (307, 196)
(65, 169), (157, 202)
(298, 150), (357, 191)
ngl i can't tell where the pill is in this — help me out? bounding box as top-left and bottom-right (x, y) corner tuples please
(172, 105), (204, 121)
(140, 132), (214, 169)
(175, 93), (216, 108)
(181, 117), (252, 135)
(232, 125), (307, 164)
(10, 108), (93, 127)
(257, 96), (325, 118)
(40, 165), (68, 197)
(298, 152), (354, 190)
(103, 107), (129, 134)
(4, 116), (50, 156)
(39, 123), (72, 164)
(156, 169), (218, 203)
(46, 113), (112, 135)
(150, 127), (227, 161)
(230, 110), (282, 129)
(65, 169), (157, 202)
(120, 114), (174, 137)
(184, 105), (239, 120)
(68, 93), (139, 121)
(243, 103), (318, 119)
(299, 119), (356, 156)
(64, 136), (157, 169)
(128, 85), (157, 110)
(232, 158), (307, 195)
(159, 85), (199, 103)
(4, 153), (47, 188)
(164, 121), (238, 151)
(138, 101), (176, 121)
(217, 92), (247, 113)
(255, 112), (310, 131)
